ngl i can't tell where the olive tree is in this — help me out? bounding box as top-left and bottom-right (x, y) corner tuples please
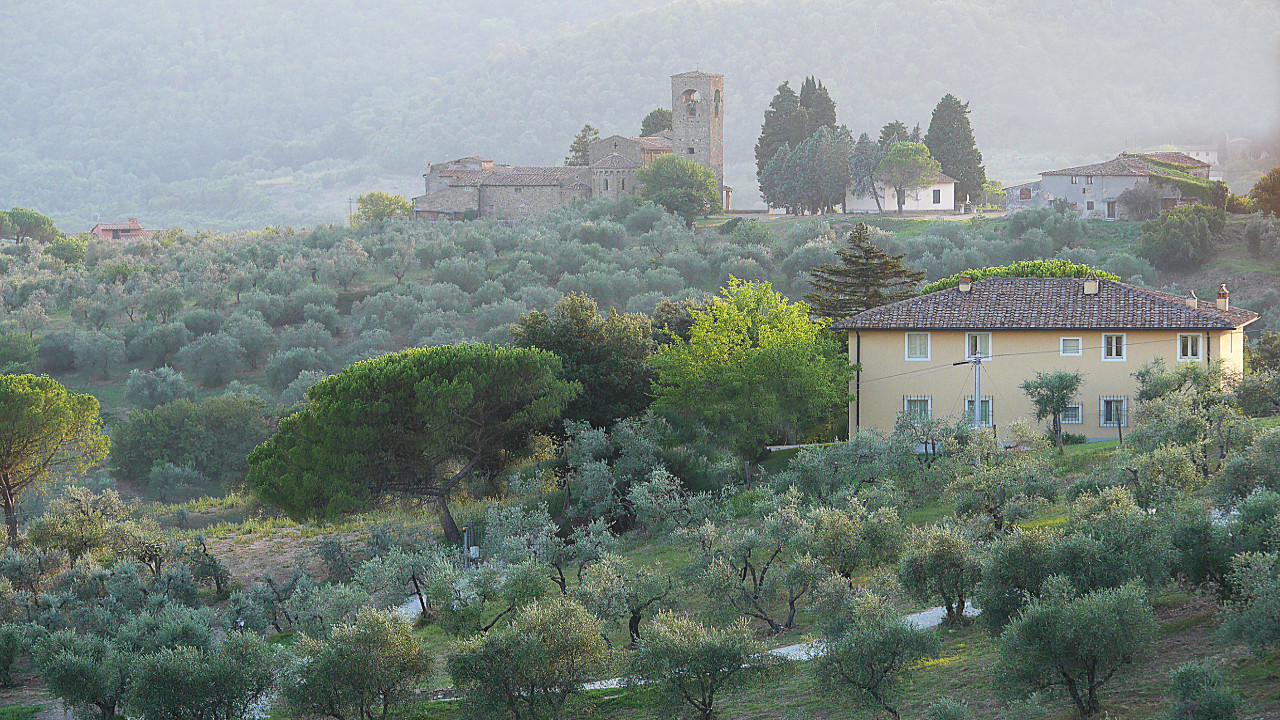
(446, 597), (608, 720)
(814, 590), (940, 720)
(281, 608), (432, 720)
(997, 578), (1157, 718)
(897, 523), (983, 625)
(626, 612), (768, 720)
(176, 334), (247, 387)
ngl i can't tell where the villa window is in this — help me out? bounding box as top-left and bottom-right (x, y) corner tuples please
(1101, 397), (1128, 427)
(905, 332), (930, 360)
(933, 189), (941, 204)
(904, 397), (932, 422)
(1103, 333), (1126, 361)
(966, 332), (991, 360)
(965, 397), (993, 427)
(1178, 333), (1202, 362)
(1060, 405), (1083, 424)
(1060, 337), (1082, 356)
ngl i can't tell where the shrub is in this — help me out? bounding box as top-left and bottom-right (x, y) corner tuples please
(1139, 205), (1225, 271)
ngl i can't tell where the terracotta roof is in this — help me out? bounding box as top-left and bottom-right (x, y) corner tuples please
(672, 70), (723, 79)
(933, 172), (957, 184)
(590, 153), (640, 169)
(1138, 151), (1209, 168)
(446, 166), (584, 188)
(413, 188), (477, 214)
(1041, 152), (1210, 179)
(637, 136), (673, 151)
(833, 277), (1258, 331)
(91, 220), (145, 231)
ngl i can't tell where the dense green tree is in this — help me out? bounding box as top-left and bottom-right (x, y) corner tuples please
(652, 279), (852, 460)
(636, 154), (721, 226)
(1021, 370), (1085, 453)
(113, 395), (272, 488)
(0, 333), (36, 374)
(1217, 551), (1280, 652)
(804, 223), (925, 321)
(923, 94), (986, 204)
(125, 368), (196, 410)
(565, 124), (599, 166)
(877, 142), (943, 215)
(814, 590), (941, 720)
(282, 608), (433, 720)
(74, 330), (127, 380)
(129, 632), (278, 720)
(44, 233), (89, 264)
(0, 375), (109, 544)
(1162, 662), (1243, 720)
(755, 81), (805, 184)
(1139, 204), (1226, 271)
(997, 578), (1157, 718)
(639, 107), (672, 137)
(248, 344), (578, 542)
(130, 322), (195, 370)
(511, 293), (655, 429)
(446, 597), (608, 720)
(798, 75), (838, 135)
(35, 632), (133, 720)
(897, 523), (983, 625)
(627, 612), (767, 720)
(350, 191), (412, 227)
(176, 334), (247, 387)
(2, 207), (59, 244)
(1250, 166), (1280, 217)
(849, 132), (887, 212)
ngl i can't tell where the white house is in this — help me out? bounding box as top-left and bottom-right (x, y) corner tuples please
(846, 173), (956, 214)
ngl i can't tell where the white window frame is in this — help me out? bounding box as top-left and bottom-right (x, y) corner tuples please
(1102, 333), (1127, 362)
(903, 396), (932, 422)
(966, 332), (992, 361)
(1059, 405), (1083, 425)
(905, 332), (931, 361)
(965, 397), (993, 427)
(1060, 337), (1083, 356)
(1100, 397), (1128, 427)
(1071, 176), (1080, 184)
(1177, 333), (1203, 362)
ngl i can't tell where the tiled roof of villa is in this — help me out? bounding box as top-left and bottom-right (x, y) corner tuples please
(833, 277), (1258, 331)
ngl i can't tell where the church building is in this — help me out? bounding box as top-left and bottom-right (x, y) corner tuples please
(412, 71), (726, 222)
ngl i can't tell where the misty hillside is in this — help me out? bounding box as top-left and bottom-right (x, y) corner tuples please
(3, 0), (1277, 229)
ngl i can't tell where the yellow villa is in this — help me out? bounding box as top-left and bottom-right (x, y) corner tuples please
(832, 275), (1258, 441)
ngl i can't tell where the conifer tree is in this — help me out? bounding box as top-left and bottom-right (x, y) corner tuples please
(804, 224), (925, 321)
(755, 82), (802, 182)
(879, 120), (911, 147)
(565, 124), (599, 166)
(849, 132), (886, 212)
(798, 76), (838, 135)
(639, 108), (672, 137)
(924, 94), (987, 206)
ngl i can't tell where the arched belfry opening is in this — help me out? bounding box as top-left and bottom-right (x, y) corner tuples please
(681, 89), (700, 116)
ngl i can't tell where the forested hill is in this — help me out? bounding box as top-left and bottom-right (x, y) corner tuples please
(4, 0), (1277, 230)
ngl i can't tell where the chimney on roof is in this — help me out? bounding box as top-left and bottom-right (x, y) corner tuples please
(1217, 284), (1230, 311)
(958, 275), (972, 293)
(1186, 291), (1198, 308)
(1083, 272), (1099, 296)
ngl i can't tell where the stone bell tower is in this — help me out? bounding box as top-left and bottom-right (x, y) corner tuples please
(670, 71), (724, 186)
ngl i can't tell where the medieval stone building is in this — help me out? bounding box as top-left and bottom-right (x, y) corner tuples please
(412, 71), (726, 222)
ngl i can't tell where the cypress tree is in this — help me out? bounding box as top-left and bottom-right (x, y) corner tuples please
(565, 124), (599, 166)
(849, 132), (885, 212)
(878, 120), (910, 148)
(924, 94), (987, 205)
(755, 82), (801, 182)
(804, 223), (925, 321)
(798, 76), (838, 135)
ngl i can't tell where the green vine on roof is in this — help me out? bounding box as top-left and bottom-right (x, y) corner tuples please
(919, 260), (1120, 295)
(1136, 156), (1229, 207)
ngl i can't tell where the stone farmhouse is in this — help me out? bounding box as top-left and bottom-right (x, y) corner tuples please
(1005, 151), (1211, 220)
(89, 218), (152, 241)
(834, 275), (1256, 442)
(412, 71), (726, 222)
(846, 172), (956, 214)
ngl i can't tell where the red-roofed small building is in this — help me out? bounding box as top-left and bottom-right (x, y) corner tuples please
(90, 218), (153, 241)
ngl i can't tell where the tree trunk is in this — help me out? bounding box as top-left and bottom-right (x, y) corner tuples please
(1, 483), (18, 547)
(437, 496), (462, 545)
(629, 611), (642, 646)
(1055, 417), (1064, 454)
